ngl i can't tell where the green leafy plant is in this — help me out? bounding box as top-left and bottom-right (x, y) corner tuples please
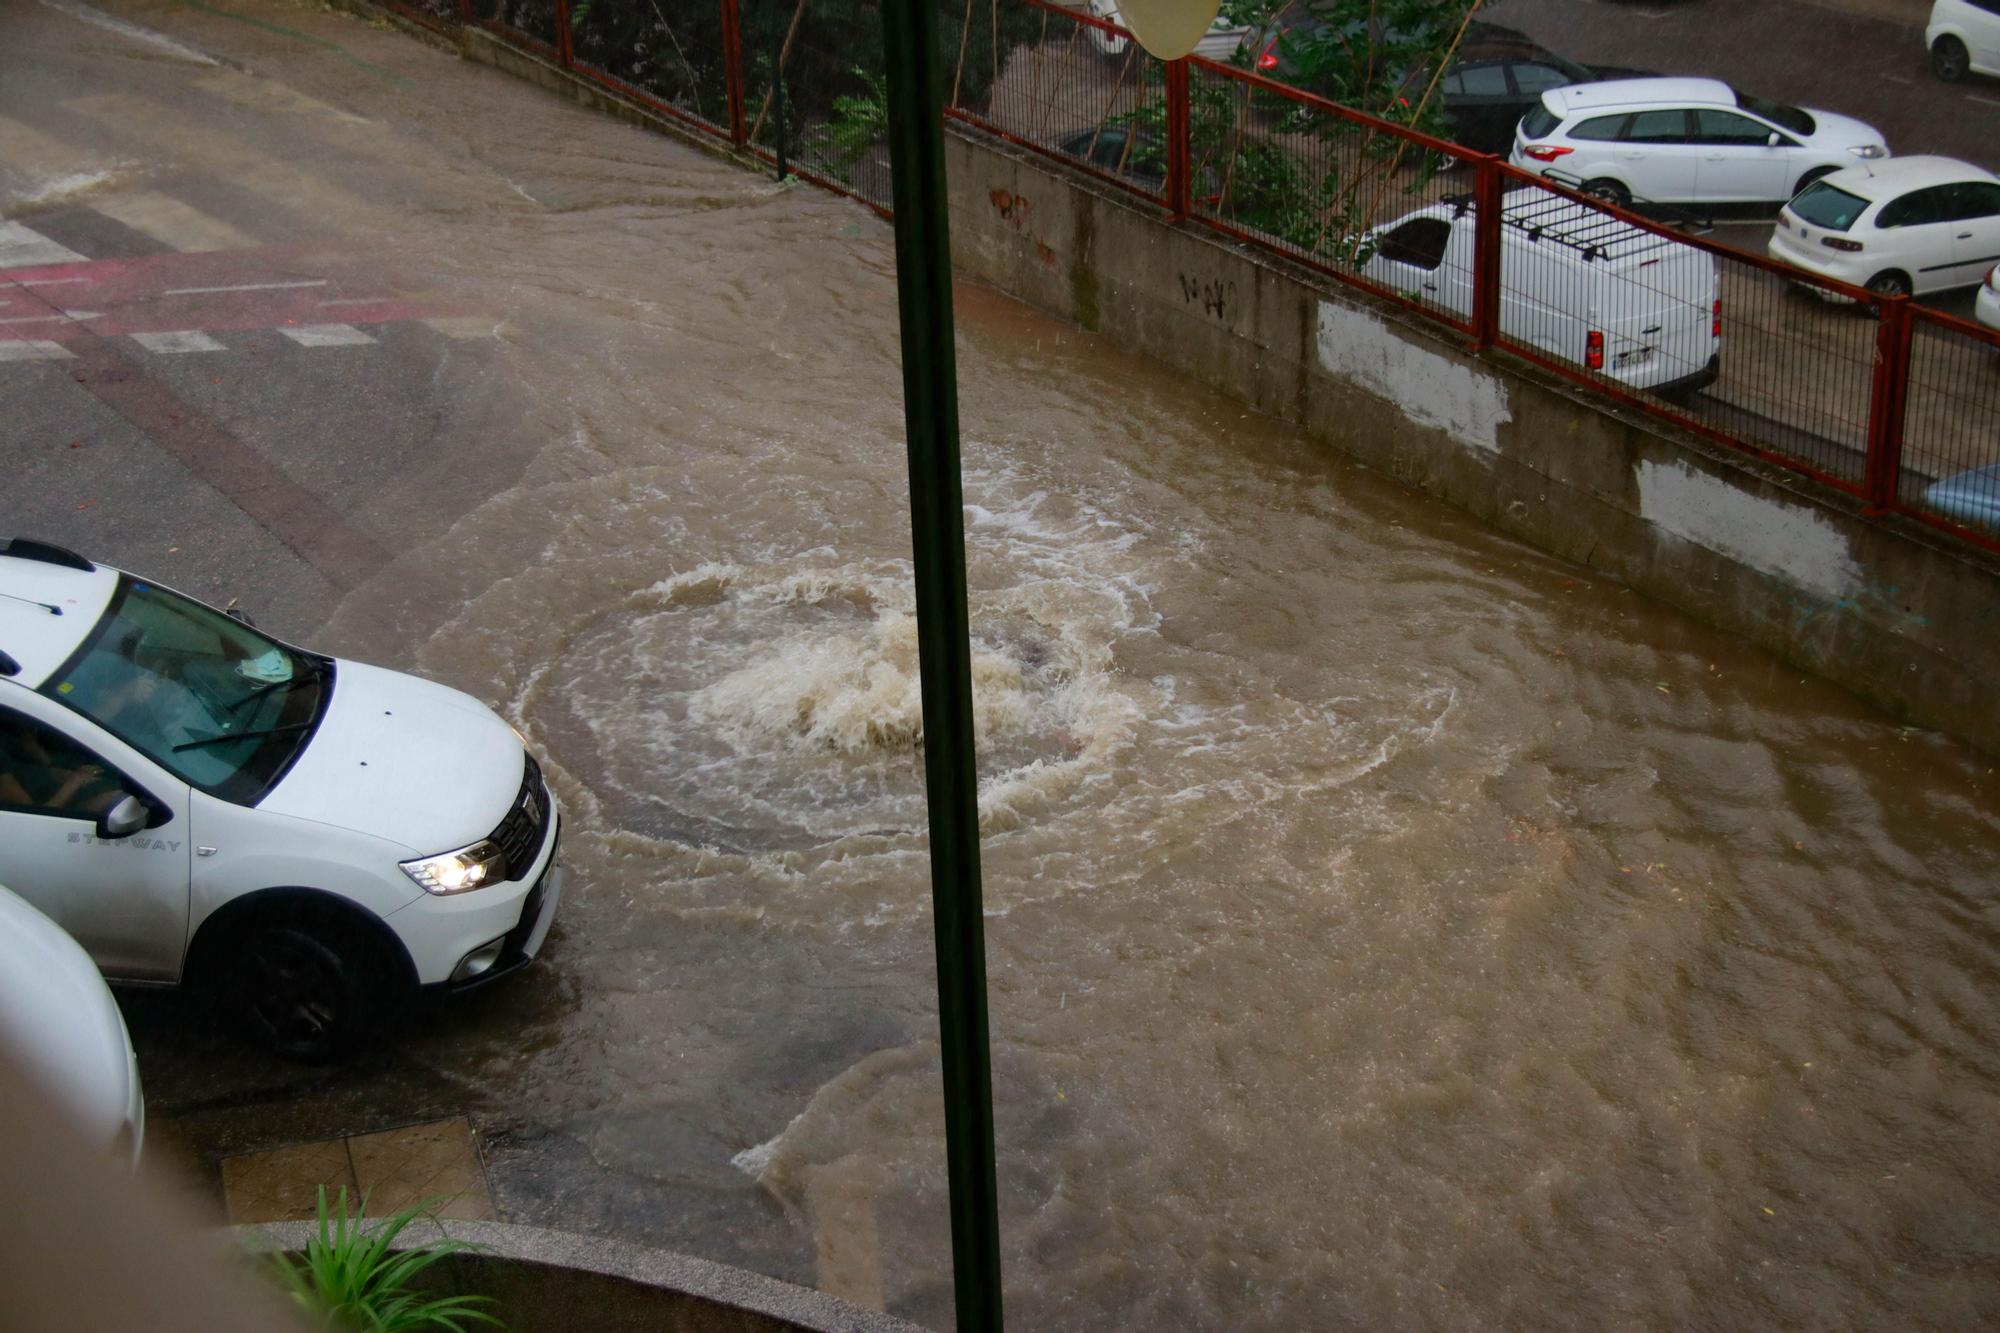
(268, 1187), (502, 1333)
(814, 66), (892, 173)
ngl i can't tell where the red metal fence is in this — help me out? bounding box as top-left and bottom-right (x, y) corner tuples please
(422, 0), (2000, 554)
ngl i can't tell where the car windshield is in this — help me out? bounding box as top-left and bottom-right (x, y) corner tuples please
(1733, 89), (1814, 136)
(1788, 180), (1870, 231)
(43, 576), (329, 803)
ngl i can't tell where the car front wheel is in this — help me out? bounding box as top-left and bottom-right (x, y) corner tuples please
(1866, 270), (1913, 300)
(1934, 36), (1971, 82)
(234, 913), (390, 1061)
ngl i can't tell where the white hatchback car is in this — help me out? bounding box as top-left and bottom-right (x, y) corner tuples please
(1767, 156), (2000, 298)
(0, 539), (563, 1060)
(1511, 77), (1888, 207)
(1928, 0), (2000, 81)
(0, 885), (145, 1170)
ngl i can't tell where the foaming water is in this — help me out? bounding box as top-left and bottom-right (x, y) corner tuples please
(226, 18), (2000, 1329)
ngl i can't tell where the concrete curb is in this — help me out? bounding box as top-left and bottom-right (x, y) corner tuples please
(234, 1218), (929, 1333)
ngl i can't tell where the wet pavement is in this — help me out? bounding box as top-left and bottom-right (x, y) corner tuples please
(6, 0), (2000, 1328)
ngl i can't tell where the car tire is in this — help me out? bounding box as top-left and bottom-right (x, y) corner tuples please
(229, 907), (394, 1061)
(1934, 36), (1971, 82)
(1581, 177), (1631, 207)
(1793, 166), (1836, 198)
(1866, 270), (1913, 300)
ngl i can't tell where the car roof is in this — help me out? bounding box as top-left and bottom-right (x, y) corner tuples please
(0, 542), (119, 690)
(1808, 154), (2000, 200)
(1545, 76), (1736, 114)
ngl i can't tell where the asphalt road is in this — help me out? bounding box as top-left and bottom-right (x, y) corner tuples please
(1485, 0), (1989, 318)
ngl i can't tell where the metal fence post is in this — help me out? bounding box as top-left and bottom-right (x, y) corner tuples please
(1865, 296), (1913, 511)
(553, 0), (573, 65)
(720, 0), (747, 147)
(1165, 57), (1191, 220)
(1471, 157), (1502, 348)
(455, 0), (472, 24)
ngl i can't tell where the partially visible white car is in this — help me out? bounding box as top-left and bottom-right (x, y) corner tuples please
(1510, 77), (1887, 207)
(0, 885), (144, 1171)
(1977, 263), (2000, 327)
(1767, 155), (2000, 298)
(1085, 0), (1250, 60)
(1928, 0), (2000, 81)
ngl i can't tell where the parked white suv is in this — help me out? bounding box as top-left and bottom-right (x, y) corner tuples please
(0, 885), (145, 1170)
(1511, 77), (1887, 207)
(1360, 188), (1720, 394)
(0, 539), (563, 1060)
(1767, 156), (2000, 298)
(1928, 0), (2000, 81)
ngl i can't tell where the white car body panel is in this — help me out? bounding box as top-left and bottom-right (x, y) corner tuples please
(1360, 190), (1720, 392)
(1767, 156), (2000, 297)
(1930, 0), (2000, 77)
(0, 885), (144, 1169)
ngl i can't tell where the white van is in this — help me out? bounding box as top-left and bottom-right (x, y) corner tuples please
(0, 539), (563, 1060)
(1359, 188), (1721, 395)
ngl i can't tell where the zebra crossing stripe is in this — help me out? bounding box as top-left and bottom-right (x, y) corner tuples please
(131, 330), (225, 354)
(278, 323), (374, 347)
(0, 340), (75, 361)
(0, 220), (87, 269)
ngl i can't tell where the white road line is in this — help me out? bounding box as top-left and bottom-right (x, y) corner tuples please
(0, 340), (75, 361)
(166, 279), (329, 296)
(317, 297), (387, 307)
(12, 276), (90, 287)
(0, 314), (70, 324)
(1969, 93), (2000, 107)
(131, 330), (226, 354)
(278, 323), (375, 347)
(0, 220), (87, 269)
(1884, 74), (1914, 84)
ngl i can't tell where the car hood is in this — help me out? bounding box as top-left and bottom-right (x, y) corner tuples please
(260, 661), (525, 855)
(1805, 108), (1886, 150)
(0, 887), (137, 1153)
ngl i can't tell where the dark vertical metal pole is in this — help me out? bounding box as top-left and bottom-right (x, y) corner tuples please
(1165, 57), (1191, 220)
(1865, 295), (1912, 512)
(720, 0), (747, 147)
(878, 2), (1004, 1331)
(1471, 157), (1502, 348)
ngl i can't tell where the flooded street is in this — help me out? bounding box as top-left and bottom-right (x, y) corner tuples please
(11, 0), (2000, 1326)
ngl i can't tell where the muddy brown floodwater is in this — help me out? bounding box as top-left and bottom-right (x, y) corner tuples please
(43, 1), (2000, 1326)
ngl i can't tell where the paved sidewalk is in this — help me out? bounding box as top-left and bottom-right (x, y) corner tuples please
(219, 1116), (498, 1225)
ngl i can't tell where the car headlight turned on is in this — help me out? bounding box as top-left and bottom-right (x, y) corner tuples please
(1849, 144), (1887, 159)
(400, 840), (508, 894)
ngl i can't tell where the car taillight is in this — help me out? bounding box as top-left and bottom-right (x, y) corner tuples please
(1821, 236), (1863, 252)
(1522, 144), (1572, 163)
(1585, 329), (1604, 370)
(1987, 266), (1998, 292)
(1712, 297), (1722, 338)
(1257, 50), (1278, 69)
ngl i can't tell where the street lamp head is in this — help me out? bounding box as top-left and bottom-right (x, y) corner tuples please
(1114, 0), (1226, 60)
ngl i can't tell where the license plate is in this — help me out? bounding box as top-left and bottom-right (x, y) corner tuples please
(1615, 347), (1654, 367)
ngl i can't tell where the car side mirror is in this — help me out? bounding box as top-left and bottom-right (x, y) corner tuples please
(225, 606), (257, 628)
(1766, 132), (1781, 147)
(97, 795), (148, 840)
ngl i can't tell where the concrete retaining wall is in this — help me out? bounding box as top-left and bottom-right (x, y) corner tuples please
(391, 15), (2000, 755)
(946, 135), (2000, 754)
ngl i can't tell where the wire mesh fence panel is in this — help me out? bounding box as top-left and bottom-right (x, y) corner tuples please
(1186, 65), (1480, 334)
(1901, 309), (2000, 541)
(1491, 174), (1875, 490)
(736, 0), (892, 202)
(481, 0), (560, 51)
(567, 0), (732, 135)
(947, 1), (1169, 207)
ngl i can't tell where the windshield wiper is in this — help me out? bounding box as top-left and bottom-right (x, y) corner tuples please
(225, 655), (328, 715)
(173, 721), (316, 753)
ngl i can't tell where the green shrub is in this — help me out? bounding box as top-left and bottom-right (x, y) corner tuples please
(267, 1187), (503, 1333)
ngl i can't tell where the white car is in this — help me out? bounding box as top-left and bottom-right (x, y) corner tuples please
(0, 539), (563, 1060)
(1085, 0), (1249, 60)
(1928, 0), (2000, 81)
(1510, 77), (1888, 207)
(1359, 188), (1720, 394)
(0, 885), (144, 1170)
(1767, 156), (2000, 298)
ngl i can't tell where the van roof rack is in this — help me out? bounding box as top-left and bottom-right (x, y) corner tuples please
(0, 538), (97, 572)
(1499, 190), (1681, 264)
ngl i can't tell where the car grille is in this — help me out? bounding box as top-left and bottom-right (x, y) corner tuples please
(491, 752), (550, 882)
